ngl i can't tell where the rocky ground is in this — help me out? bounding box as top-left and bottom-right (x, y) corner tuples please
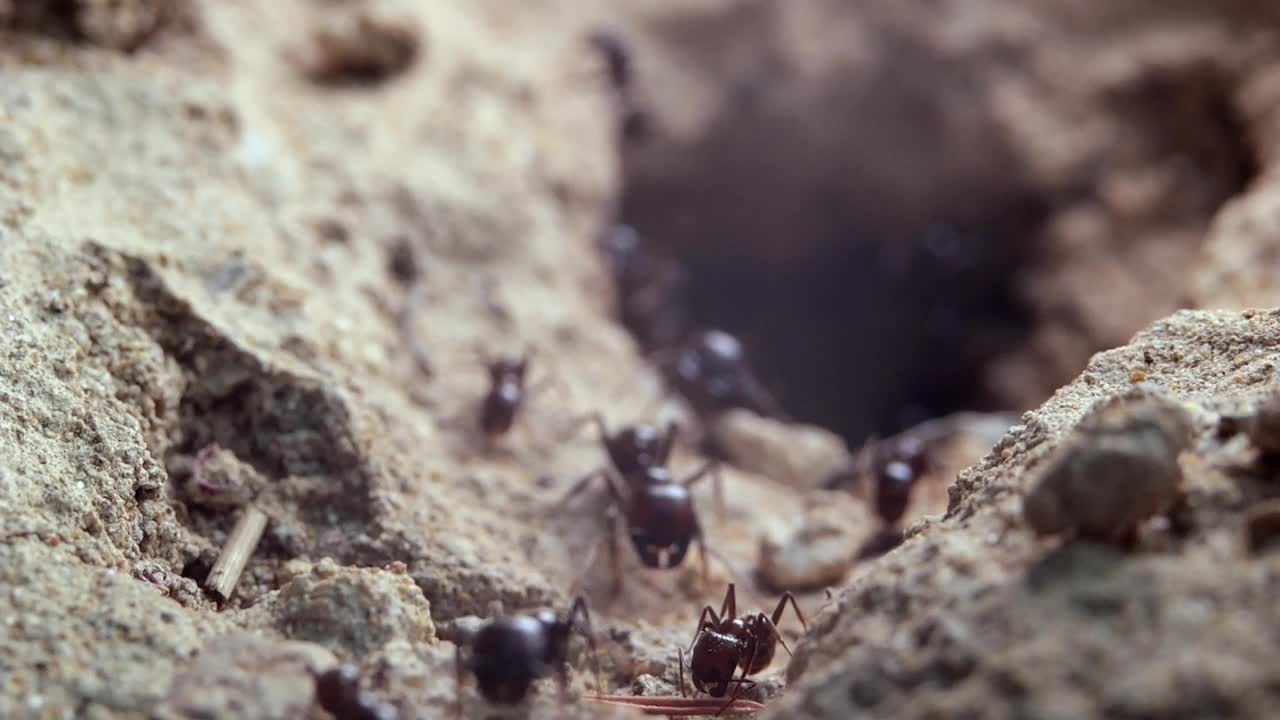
(4, 1), (1280, 720)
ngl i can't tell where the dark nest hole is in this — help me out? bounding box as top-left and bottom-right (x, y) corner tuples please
(607, 44), (1257, 447)
(617, 190), (1047, 444)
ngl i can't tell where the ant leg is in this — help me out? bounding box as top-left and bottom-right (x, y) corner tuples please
(680, 460), (717, 488)
(695, 524), (711, 592)
(453, 644), (466, 720)
(715, 680), (758, 716)
(677, 647), (687, 697)
(568, 596), (606, 696)
(606, 507), (625, 602)
(759, 612), (796, 659)
(738, 371), (793, 423)
(550, 468), (609, 512)
(568, 535), (606, 599)
(556, 411), (608, 444)
(712, 463), (725, 519)
(685, 604), (721, 657)
(681, 459), (727, 519)
(723, 583), (736, 621)
(715, 641), (760, 717)
(770, 590), (808, 634)
(658, 420), (681, 465)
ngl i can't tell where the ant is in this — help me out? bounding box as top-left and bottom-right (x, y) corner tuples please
(558, 454), (720, 598)
(677, 583), (807, 713)
(471, 347), (563, 451)
(587, 28), (632, 93)
(559, 412), (726, 518)
(586, 28), (651, 143)
(658, 329), (791, 422)
(598, 224), (689, 352)
(454, 596), (601, 716)
(480, 352), (532, 438)
(872, 434), (928, 526)
(315, 664), (399, 720)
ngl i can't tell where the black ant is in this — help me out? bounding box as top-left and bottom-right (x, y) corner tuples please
(471, 347), (563, 451)
(558, 455), (720, 598)
(586, 28), (651, 143)
(315, 664), (399, 720)
(587, 28), (632, 93)
(659, 329), (790, 422)
(836, 433), (930, 560)
(454, 596), (601, 715)
(559, 412), (726, 518)
(598, 224), (689, 352)
(677, 583), (807, 713)
(480, 352), (532, 438)
(873, 435), (928, 526)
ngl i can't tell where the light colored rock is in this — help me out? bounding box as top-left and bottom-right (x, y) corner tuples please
(153, 633), (337, 720)
(757, 491), (871, 592)
(257, 559), (436, 657)
(1022, 392), (1193, 541)
(772, 310), (1280, 720)
(713, 409), (849, 490)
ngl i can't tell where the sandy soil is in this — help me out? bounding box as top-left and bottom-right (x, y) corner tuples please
(3, 2), (1280, 720)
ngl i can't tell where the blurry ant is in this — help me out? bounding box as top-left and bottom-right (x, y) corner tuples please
(480, 352), (532, 438)
(677, 583), (807, 713)
(586, 28), (651, 142)
(598, 224), (689, 351)
(454, 597), (602, 716)
(828, 431), (933, 560)
(587, 28), (632, 93)
(467, 346), (564, 452)
(657, 329), (791, 422)
(872, 435), (928, 526)
(315, 664), (399, 720)
(560, 413), (726, 513)
(558, 455), (720, 598)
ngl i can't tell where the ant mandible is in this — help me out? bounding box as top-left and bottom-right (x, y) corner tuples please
(454, 596), (602, 716)
(678, 583), (807, 714)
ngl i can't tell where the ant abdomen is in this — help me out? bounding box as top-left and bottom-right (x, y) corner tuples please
(626, 482), (698, 568)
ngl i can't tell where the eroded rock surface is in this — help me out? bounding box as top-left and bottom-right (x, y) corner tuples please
(772, 310), (1280, 720)
(4, 2), (1280, 720)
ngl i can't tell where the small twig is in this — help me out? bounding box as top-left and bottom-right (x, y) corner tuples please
(586, 694), (766, 716)
(205, 506), (268, 603)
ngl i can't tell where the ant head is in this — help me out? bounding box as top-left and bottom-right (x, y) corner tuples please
(880, 459), (917, 489)
(690, 632), (742, 695)
(489, 353), (531, 383)
(695, 329), (744, 370)
(608, 424), (665, 471)
(600, 224), (642, 271)
(675, 330), (746, 404)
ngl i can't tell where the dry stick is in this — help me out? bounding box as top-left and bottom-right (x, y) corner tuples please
(205, 506), (268, 604)
(586, 695), (766, 716)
